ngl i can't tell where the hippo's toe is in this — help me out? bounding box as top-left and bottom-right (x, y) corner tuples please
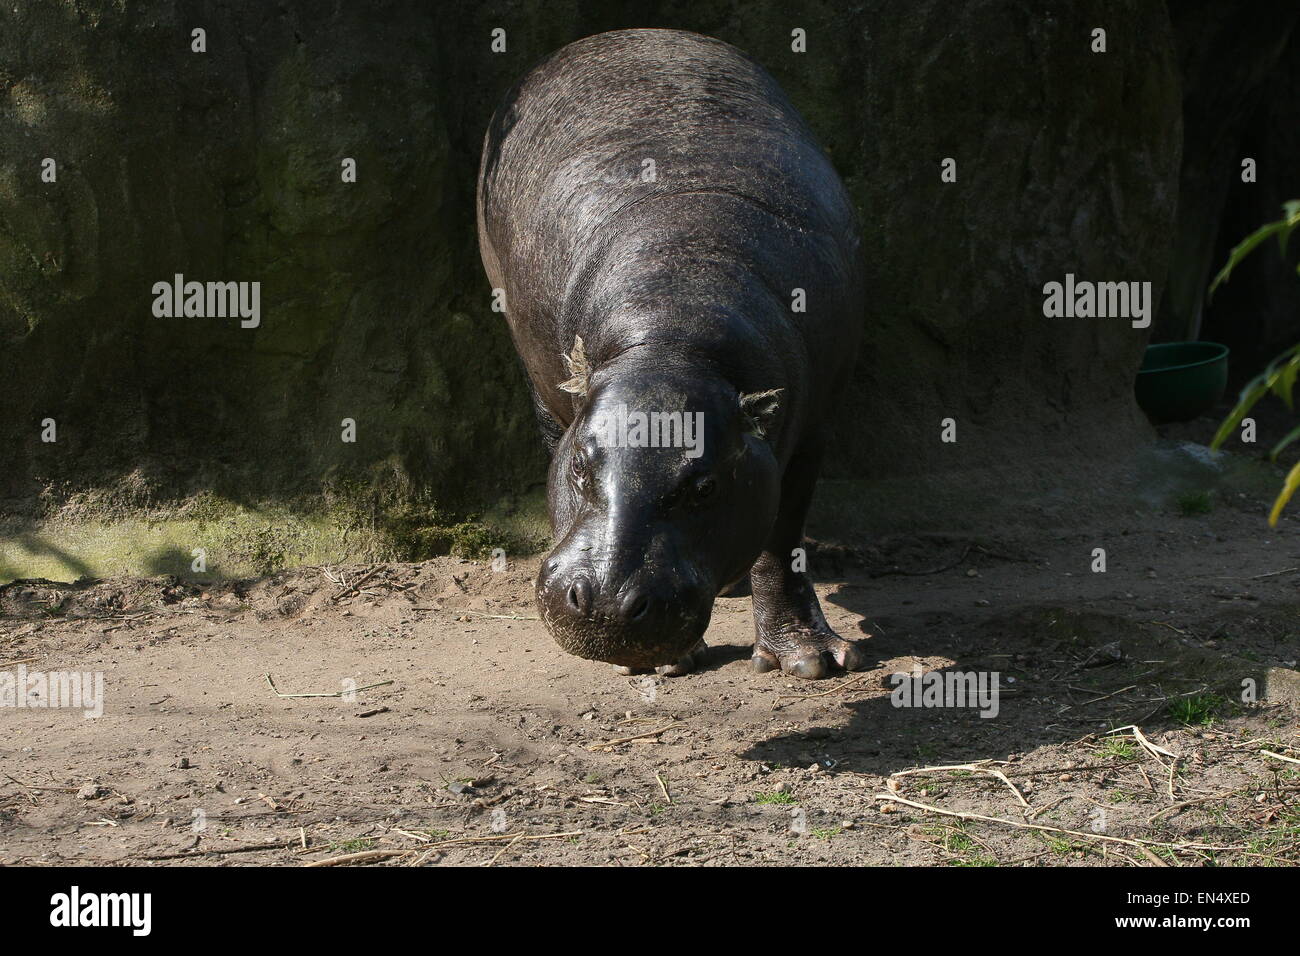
(789, 653), (832, 680)
(752, 626), (869, 680)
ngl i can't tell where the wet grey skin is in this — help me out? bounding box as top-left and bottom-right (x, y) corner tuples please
(476, 28), (868, 679)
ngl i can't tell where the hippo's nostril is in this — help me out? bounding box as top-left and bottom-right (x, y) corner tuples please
(567, 578), (593, 616)
(618, 588), (656, 623)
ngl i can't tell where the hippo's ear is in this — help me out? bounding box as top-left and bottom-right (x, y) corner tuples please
(558, 335), (590, 397)
(739, 388), (783, 440)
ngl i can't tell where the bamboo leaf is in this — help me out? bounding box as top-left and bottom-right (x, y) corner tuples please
(1210, 378), (1272, 451)
(1268, 461), (1300, 527)
(1269, 353), (1300, 411)
(1209, 201), (1300, 299)
(1270, 423), (1300, 461)
(1280, 201), (1300, 259)
(1208, 220), (1288, 299)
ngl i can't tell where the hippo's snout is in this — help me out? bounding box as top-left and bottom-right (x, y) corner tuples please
(537, 555), (710, 668)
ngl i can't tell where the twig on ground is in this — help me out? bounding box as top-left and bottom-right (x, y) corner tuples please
(331, 567), (381, 602)
(486, 834), (524, 866)
(1137, 846), (1170, 867)
(656, 772), (672, 805)
(456, 610), (540, 621)
(1148, 790), (1245, 823)
(1251, 567), (1299, 579)
(891, 762), (1028, 807)
(1064, 685), (1138, 709)
(773, 671), (874, 707)
(304, 848), (413, 867)
(874, 794), (1245, 854)
(308, 829), (583, 867)
(4, 774), (76, 799)
(1026, 796), (1067, 820)
(264, 674), (393, 699)
(1106, 725), (1179, 768)
(1261, 749), (1300, 766)
(587, 724), (679, 751)
(140, 839), (296, 861)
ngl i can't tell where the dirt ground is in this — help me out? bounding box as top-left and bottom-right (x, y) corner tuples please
(2, 451), (1298, 868)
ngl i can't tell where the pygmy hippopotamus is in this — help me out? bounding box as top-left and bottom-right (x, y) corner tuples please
(476, 28), (866, 679)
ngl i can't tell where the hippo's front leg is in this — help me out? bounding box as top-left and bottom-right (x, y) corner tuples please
(749, 445), (869, 679)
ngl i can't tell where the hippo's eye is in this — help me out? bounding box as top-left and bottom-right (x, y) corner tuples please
(694, 476), (717, 501)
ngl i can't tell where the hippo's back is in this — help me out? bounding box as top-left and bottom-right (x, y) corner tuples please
(477, 29), (858, 313)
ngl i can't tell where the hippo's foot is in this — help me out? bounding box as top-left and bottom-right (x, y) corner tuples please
(751, 623), (867, 680)
(611, 638), (708, 677)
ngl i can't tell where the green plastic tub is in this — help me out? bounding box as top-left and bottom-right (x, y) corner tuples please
(1135, 341), (1230, 424)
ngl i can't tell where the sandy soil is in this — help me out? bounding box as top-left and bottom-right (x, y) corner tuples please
(2, 474), (1298, 867)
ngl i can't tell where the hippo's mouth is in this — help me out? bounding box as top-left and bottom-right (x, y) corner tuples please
(536, 593), (710, 668)
(545, 617), (705, 669)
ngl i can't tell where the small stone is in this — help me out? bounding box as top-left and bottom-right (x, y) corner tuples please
(77, 784), (103, 800)
(773, 781), (791, 794)
(1058, 773), (1073, 782)
(965, 568), (978, 577)
(176, 757), (190, 769)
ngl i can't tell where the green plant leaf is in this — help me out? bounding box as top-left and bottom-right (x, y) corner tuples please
(1270, 423), (1300, 461)
(1281, 200), (1300, 258)
(1269, 352), (1300, 411)
(1211, 376), (1272, 451)
(1209, 201), (1300, 528)
(1209, 202), (1300, 299)
(1209, 220), (1289, 298)
(1268, 461), (1300, 527)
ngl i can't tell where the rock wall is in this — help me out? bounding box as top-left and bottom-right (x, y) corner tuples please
(0, 1), (1183, 525)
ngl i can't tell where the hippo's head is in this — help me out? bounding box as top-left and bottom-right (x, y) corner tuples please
(536, 365), (783, 668)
